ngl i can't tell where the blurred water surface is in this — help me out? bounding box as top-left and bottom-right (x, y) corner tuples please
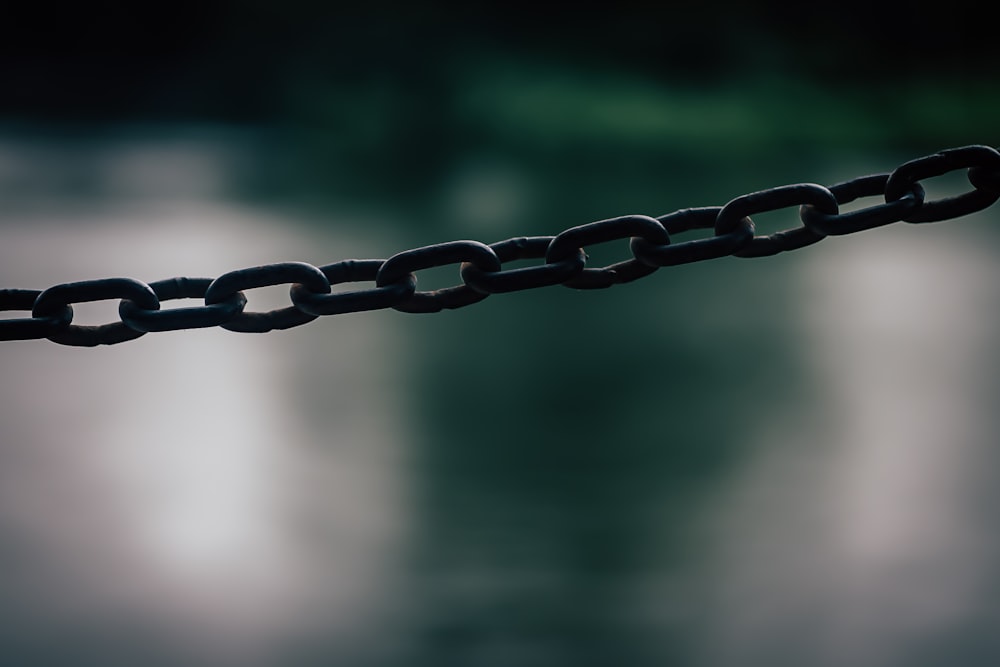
(2, 127), (1000, 667)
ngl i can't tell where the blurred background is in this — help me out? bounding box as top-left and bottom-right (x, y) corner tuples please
(1, 2), (999, 665)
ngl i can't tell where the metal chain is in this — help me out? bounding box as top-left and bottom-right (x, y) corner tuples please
(3, 144), (999, 347)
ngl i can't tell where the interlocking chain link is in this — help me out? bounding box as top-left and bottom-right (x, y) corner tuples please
(3, 145), (999, 346)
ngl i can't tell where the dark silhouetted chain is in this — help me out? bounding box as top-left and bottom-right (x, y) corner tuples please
(3, 145), (999, 346)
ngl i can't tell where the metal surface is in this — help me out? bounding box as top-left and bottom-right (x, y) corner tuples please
(2, 144), (999, 346)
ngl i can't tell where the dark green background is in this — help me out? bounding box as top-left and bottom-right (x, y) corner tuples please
(1, 4), (999, 666)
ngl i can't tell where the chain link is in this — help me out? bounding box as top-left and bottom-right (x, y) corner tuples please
(2, 144), (999, 346)
(119, 277), (248, 333)
(460, 237), (586, 294)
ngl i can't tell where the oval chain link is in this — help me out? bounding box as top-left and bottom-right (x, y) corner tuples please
(376, 240), (501, 313)
(119, 277), (248, 333)
(885, 145), (1000, 222)
(716, 183), (838, 258)
(460, 237), (586, 294)
(205, 262), (331, 333)
(290, 259), (417, 316)
(800, 173), (925, 235)
(546, 215), (670, 290)
(631, 207), (754, 267)
(32, 278), (159, 347)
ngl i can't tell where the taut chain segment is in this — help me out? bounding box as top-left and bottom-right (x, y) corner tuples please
(3, 145), (999, 346)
